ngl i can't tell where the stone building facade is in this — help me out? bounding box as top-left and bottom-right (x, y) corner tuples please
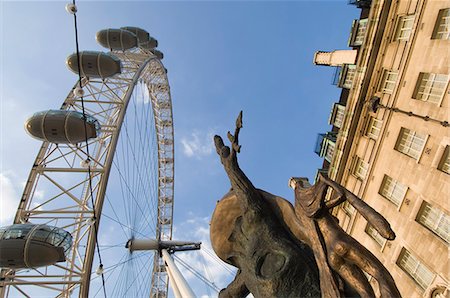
(313, 0), (449, 297)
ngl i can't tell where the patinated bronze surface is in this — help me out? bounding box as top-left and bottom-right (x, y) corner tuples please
(210, 112), (401, 298)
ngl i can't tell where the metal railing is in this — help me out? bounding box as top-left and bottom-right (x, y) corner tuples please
(348, 0), (371, 8)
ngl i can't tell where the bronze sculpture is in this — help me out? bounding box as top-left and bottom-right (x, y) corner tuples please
(210, 112), (401, 297)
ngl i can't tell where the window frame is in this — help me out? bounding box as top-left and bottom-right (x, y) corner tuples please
(365, 117), (383, 139)
(340, 64), (357, 89)
(416, 201), (450, 244)
(353, 156), (368, 180)
(432, 8), (450, 40)
(365, 223), (387, 247)
(379, 70), (398, 94)
(324, 139), (336, 163)
(342, 200), (355, 215)
(396, 248), (435, 290)
(412, 73), (449, 106)
(393, 15), (415, 41)
(438, 145), (450, 174)
(329, 103), (346, 128)
(394, 127), (428, 161)
(350, 18), (369, 46)
(378, 174), (408, 207)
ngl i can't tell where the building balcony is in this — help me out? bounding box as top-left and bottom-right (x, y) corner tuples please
(329, 103), (346, 129)
(348, 19), (369, 47)
(336, 64), (357, 89)
(348, 0), (371, 8)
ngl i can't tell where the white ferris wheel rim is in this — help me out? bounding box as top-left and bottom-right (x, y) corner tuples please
(0, 48), (174, 297)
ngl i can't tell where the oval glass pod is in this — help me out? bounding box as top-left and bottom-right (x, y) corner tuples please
(0, 224), (72, 269)
(121, 26), (150, 43)
(151, 49), (164, 60)
(121, 26), (158, 49)
(25, 110), (100, 144)
(66, 51), (121, 79)
(139, 37), (158, 49)
(96, 28), (138, 50)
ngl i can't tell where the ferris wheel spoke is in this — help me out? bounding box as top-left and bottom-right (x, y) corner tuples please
(110, 255), (131, 297)
(122, 252), (149, 297)
(91, 251), (129, 297)
(100, 213), (147, 239)
(122, 117), (155, 211)
(115, 130), (133, 230)
(110, 158), (154, 233)
(134, 252), (153, 297)
(103, 196), (131, 239)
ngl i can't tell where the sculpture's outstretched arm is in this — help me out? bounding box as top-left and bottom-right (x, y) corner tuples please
(319, 173), (395, 240)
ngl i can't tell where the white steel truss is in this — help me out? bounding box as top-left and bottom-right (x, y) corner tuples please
(0, 48), (174, 297)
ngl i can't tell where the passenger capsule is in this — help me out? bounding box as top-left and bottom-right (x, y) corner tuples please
(0, 224), (72, 269)
(96, 29), (138, 50)
(66, 51), (121, 79)
(120, 27), (158, 49)
(151, 49), (164, 60)
(139, 37), (158, 49)
(121, 26), (149, 43)
(25, 110), (100, 144)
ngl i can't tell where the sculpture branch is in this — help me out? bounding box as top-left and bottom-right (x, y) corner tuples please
(214, 111), (261, 212)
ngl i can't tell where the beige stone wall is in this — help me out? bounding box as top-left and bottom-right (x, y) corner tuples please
(331, 0), (449, 296)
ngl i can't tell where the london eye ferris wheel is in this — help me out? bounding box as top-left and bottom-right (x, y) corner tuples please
(0, 8), (192, 296)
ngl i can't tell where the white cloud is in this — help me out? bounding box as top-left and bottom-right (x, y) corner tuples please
(172, 216), (237, 297)
(180, 130), (215, 159)
(0, 172), (20, 225)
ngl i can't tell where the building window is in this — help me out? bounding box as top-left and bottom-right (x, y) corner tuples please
(365, 224), (386, 247)
(394, 15), (415, 41)
(329, 103), (346, 128)
(324, 140), (336, 163)
(341, 65), (357, 89)
(412, 73), (449, 104)
(366, 117), (383, 139)
(379, 175), (407, 207)
(438, 146), (450, 174)
(379, 70), (398, 94)
(432, 8), (450, 40)
(350, 18), (369, 46)
(394, 127), (427, 160)
(353, 157), (368, 180)
(397, 248), (435, 290)
(416, 201), (450, 244)
(343, 200), (355, 215)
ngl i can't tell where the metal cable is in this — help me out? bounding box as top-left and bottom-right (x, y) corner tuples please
(70, 1), (107, 297)
(172, 254), (220, 292)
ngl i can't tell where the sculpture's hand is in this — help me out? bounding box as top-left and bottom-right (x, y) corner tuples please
(291, 175), (401, 297)
(319, 217), (401, 298)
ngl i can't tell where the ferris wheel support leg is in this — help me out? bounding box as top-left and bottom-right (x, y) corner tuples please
(0, 284), (6, 298)
(161, 249), (195, 298)
(165, 261), (182, 298)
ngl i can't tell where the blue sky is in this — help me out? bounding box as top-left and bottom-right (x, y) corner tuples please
(1, 1), (359, 296)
